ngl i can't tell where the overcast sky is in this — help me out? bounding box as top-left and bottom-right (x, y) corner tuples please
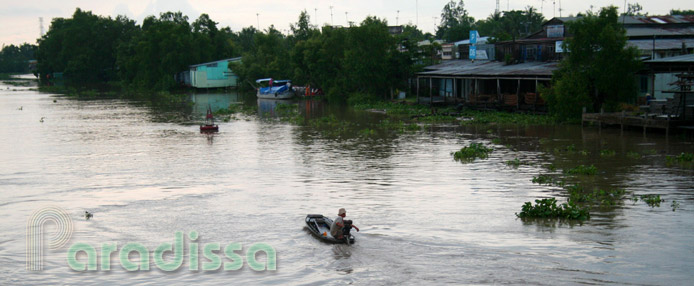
(1, 0), (693, 46)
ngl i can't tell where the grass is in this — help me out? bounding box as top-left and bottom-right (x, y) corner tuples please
(516, 198), (590, 220)
(452, 143), (493, 162)
(564, 165), (598, 176)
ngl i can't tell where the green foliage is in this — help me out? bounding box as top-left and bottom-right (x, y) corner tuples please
(670, 9), (694, 15)
(666, 152), (694, 168)
(516, 198), (590, 220)
(564, 165), (598, 175)
(505, 158), (522, 167)
(435, 0), (475, 42)
(37, 9), (137, 83)
(567, 185), (626, 207)
(600, 149), (616, 157)
(532, 174), (555, 185)
(671, 200), (680, 211)
(476, 7), (545, 43)
(0, 44), (36, 73)
(626, 151), (641, 159)
(452, 143), (493, 162)
(544, 6), (641, 120)
(640, 194), (664, 208)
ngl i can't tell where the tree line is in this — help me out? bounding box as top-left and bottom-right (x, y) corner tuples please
(0, 43), (35, 73)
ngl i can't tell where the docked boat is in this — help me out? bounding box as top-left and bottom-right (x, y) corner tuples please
(305, 214), (355, 244)
(256, 78), (295, 99)
(200, 105), (219, 132)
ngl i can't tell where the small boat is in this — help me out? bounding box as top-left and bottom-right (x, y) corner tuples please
(305, 214), (355, 244)
(256, 78), (295, 99)
(200, 105), (219, 132)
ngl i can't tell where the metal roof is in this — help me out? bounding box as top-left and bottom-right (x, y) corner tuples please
(644, 54), (694, 63)
(628, 39), (694, 50)
(418, 60), (558, 78)
(189, 57), (242, 68)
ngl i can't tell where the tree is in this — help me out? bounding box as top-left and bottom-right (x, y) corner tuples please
(0, 43), (36, 73)
(435, 0), (474, 42)
(543, 6), (642, 120)
(669, 9), (694, 15)
(475, 7), (544, 42)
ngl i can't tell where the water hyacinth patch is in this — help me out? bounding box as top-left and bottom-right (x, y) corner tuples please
(452, 143), (493, 162)
(564, 165), (598, 176)
(516, 198), (590, 220)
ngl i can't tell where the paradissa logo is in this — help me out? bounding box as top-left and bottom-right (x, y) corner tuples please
(67, 231), (276, 272)
(27, 207), (275, 272)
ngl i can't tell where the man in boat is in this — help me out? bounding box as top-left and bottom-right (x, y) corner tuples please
(330, 208), (359, 239)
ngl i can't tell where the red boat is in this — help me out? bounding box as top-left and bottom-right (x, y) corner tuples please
(200, 105), (219, 132)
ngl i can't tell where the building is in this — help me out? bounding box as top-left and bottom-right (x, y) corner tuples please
(177, 57), (242, 89)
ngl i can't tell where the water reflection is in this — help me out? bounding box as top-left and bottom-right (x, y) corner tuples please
(189, 92), (243, 114)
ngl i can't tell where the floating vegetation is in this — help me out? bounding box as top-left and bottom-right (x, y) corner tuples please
(564, 165), (598, 176)
(566, 185), (626, 207)
(378, 119), (420, 133)
(492, 138), (502, 145)
(452, 143), (493, 162)
(539, 138), (550, 145)
(359, 128), (376, 137)
(505, 158), (522, 167)
(666, 152), (694, 168)
(641, 194), (664, 208)
(671, 200), (680, 212)
(579, 150), (589, 156)
(545, 164), (557, 172)
(532, 174), (557, 185)
(600, 149), (616, 157)
(516, 198), (590, 220)
(626, 151), (641, 159)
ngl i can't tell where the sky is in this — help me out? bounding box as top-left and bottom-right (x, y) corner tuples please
(1, 0), (693, 46)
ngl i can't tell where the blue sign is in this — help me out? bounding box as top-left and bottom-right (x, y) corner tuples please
(469, 30), (478, 44)
(469, 45), (477, 60)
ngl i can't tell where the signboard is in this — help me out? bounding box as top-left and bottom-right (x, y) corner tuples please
(555, 41), (563, 53)
(469, 30), (478, 44)
(469, 45), (477, 60)
(547, 25), (564, 38)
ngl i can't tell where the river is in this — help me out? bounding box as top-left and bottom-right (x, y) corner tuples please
(1, 77), (693, 285)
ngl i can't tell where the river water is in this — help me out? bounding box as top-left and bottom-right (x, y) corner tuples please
(1, 77), (693, 285)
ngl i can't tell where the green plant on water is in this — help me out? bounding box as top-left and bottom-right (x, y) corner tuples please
(546, 164), (557, 172)
(566, 185), (626, 207)
(671, 200), (680, 212)
(486, 129), (494, 134)
(359, 128), (376, 137)
(666, 152), (694, 168)
(564, 164), (598, 176)
(452, 143), (493, 162)
(644, 149), (658, 155)
(516, 198), (590, 220)
(579, 150), (589, 156)
(492, 138), (502, 145)
(532, 174), (554, 185)
(640, 194), (664, 208)
(626, 151), (641, 159)
(506, 158), (522, 167)
(600, 149), (616, 157)
(405, 123), (421, 131)
(539, 138), (550, 145)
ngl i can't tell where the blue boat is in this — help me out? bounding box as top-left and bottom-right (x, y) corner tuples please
(256, 78), (295, 99)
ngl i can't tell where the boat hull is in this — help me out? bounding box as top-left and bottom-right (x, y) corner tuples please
(257, 90), (295, 99)
(200, 125), (219, 132)
(305, 214), (355, 244)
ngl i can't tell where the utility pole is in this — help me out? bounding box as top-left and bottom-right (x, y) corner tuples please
(345, 12), (348, 25)
(314, 8), (318, 27)
(330, 6), (334, 26)
(39, 17), (44, 37)
(559, 0), (562, 17)
(416, 0), (419, 27)
(495, 0), (499, 14)
(397, 10), (400, 26)
(256, 13), (260, 30)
